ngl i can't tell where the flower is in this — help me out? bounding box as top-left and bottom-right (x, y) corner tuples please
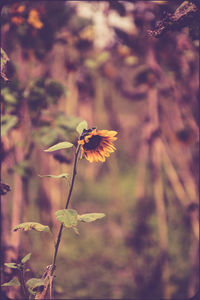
(78, 128), (118, 163)
(27, 9), (43, 29)
(11, 16), (25, 25)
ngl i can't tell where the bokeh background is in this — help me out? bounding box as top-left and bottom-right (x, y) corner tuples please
(1, 1), (199, 299)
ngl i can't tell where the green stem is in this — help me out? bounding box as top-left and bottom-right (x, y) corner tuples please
(51, 145), (81, 273)
(19, 268), (29, 299)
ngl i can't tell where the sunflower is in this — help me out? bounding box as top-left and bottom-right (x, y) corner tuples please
(78, 128), (118, 163)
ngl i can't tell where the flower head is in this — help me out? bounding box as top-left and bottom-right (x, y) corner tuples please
(28, 9), (43, 29)
(78, 128), (118, 163)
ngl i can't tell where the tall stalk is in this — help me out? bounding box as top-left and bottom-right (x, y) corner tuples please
(19, 268), (28, 299)
(51, 145), (80, 274)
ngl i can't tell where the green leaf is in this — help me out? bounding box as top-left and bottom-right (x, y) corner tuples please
(78, 213), (106, 223)
(84, 59), (98, 69)
(26, 278), (45, 291)
(13, 222), (50, 233)
(55, 209), (78, 228)
(21, 253), (32, 264)
(96, 51), (110, 64)
(1, 277), (20, 287)
(1, 48), (9, 81)
(1, 48), (9, 67)
(38, 173), (69, 179)
(76, 120), (88, 135)
(1, 88), (17, 104)
(13, 160), (31, 178)
(1, 115), (18, 137)
(4, 263), (18, 269)
(44, 142), (73, 152)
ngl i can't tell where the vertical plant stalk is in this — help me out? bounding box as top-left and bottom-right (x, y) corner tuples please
(19, 268), (29, 299)
(51, 145), (81, 274)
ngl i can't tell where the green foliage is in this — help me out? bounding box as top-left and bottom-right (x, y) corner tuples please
(4, 263), (18, 269)
(4, 253), (31, 271)
(1, 115), (18, 136)
(27, 78), (66, 112)
(38, 173), (69, 179)
(13, 222), (50, 232)
(1, 48), (9, 69)
(13, 160), (32, 178)
(33, 126), (58, 147)
(1, 82), (24, 114)
(1, 277), (20, 287)
(1, 1), (198, 299)
(1, 48), (9, 81)
(76, 120), (88, 135)
(78, 213), (105, 223)
(55, 209), (78, 229)
(1, 88), (17, 105)
(45, 79), (66, 100)
(55, 210), (106, 229)
(44, 141), (74, 152)
(26, 278), (45, 295)
(33, 113), (81, 149)
(85, 51), (110, 70)
(21, 253), (32, 264)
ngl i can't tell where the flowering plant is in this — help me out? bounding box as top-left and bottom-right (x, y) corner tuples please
(2, 120), (118, 299)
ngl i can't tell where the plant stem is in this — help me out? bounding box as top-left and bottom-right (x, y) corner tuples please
(51, 145), (81, 273)
(20, 268), (29, 299)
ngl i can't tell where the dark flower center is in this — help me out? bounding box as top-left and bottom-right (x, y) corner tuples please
(83, 135), (101, 150)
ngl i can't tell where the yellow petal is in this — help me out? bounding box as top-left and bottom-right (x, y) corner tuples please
(84, 136), (89, 143)
(86, 153), (94, 163)
(97, 130), (118, 137)
(80, 148), (84, 159)
(107, 130), (118, 137)
(107, 136), (118, 141)
(78, 140), (84, 145)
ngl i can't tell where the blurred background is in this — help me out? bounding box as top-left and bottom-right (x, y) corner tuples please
(1, 1), (199, 299)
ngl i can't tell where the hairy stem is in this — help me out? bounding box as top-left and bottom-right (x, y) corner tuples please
(51, 145), (81, 274)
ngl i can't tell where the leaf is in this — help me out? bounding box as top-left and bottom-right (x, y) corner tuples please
(44, 142), (73, 152)
(55, 209), (78, 228)
(1, 277), (20, 287)
(96, 51), (110, 64)
(38, 173), (69, 179)
(84, 59), (98, 69)
(78, 213), (106, 223)
(1, 88), (17, 104)
(26, 278), (45, 292)
(1, 115), (18, 137)
(76, 120), (88, 135)
(13, 222), (50, 233)
(13, 160), (31, 178)
(1, 48), (9, 68)
(1, 48), (9, 81)
(4, 263), (18, 269)
(33, 127), (58, 147)
(21, 253), (32, 264)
